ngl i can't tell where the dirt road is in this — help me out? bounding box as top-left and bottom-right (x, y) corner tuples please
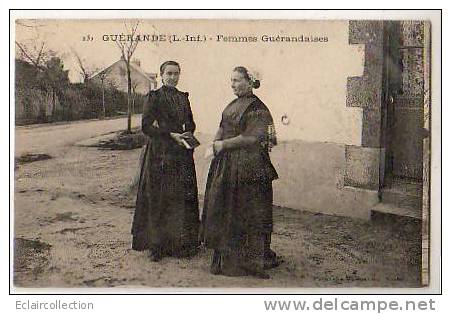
(15, 116), (142, 157)
(13, 117), (422, 289)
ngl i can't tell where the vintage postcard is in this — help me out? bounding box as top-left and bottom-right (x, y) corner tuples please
(11, 11), (439, 292)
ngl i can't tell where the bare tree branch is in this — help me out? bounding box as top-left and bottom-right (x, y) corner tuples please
(71, 49), (95, 82)
(15, 41), (47, 71)
(127, 21), (140, 58)
(115, 39), (126, 59)
(112, 20), (141, 132)
(35, 42), (46, 66)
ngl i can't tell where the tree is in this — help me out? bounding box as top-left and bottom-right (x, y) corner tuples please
(15, 40), (54, 72)
(41, 57), (70, 119)
(15, 20), (55, 71)
(131, 79), (140, 117)
(98, 71), (108, 118)
(72, 49), (98, 84)
(114, 21), (140, 133)
(15, 38), (69, 121)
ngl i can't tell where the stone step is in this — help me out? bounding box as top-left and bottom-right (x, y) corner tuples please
(371, 202), (422, 220)
(381, 179), (423, 210)
(381, 189), (422, 210)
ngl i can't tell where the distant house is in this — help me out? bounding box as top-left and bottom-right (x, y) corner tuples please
(89, 58), (157, 95)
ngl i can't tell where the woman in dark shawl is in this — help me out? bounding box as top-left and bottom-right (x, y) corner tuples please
(131, 61), (200, 261)
(202, 66), (281, 279)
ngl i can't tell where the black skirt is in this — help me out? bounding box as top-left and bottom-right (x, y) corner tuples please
(131, 140), (200, 257)
(203, 150), (276, 275)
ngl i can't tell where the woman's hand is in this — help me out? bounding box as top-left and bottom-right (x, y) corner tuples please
(213, 140), (225, 155)
(170, 132), (186, 147)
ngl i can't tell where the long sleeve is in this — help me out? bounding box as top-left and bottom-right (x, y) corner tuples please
(222, 135), (257, 150)
(184, 96), (196, 133)
(221, 102), (272, 151)
(214, 126), (224, 141)
(216, 113), (257, 150)
(240, 101), (277, 150)
(214, 116), (225, 141)
(142, 91), (170, 139)
(240, 104), (273, 142)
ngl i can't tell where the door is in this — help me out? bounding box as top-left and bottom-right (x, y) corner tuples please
(384, 21), (425, 182)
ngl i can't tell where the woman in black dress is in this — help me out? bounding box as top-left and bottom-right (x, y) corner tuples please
(131, 61), (199, 261)
(202, 66), (281, 279)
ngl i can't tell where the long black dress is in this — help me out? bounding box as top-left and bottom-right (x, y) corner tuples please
(131, 85), (199, 258)
(202, 93), (279, 276)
